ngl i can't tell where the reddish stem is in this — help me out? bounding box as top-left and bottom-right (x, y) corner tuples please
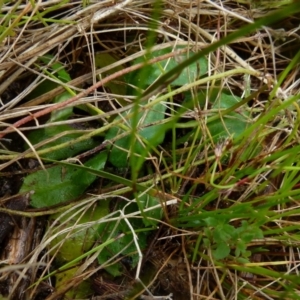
(0, 49), (187, 138)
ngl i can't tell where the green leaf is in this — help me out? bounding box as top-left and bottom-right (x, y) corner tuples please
(235, 240), (246, 257)
(208, 92), (249, 140)
(243, 229), (263, 244)
(203, 237), (210, 248)
(106, 102), (166, 168)
(49, 91), (73, 122)
(94, 52), (126, 99)
(203, 217), (220, 227)
(236, 257), (250, 264)
(49, 201), (109, 263)
(55, 266), (92, 299)
(38, 54), (71, 83)
(98, 224), (146, 277)
(243, 250), (252, 258)
(27, 124), (97, 160)
(28, 54), (71, 99)
(213, 242), (230, 260)
(138, 193), (162, 227)
(97, 202), (147, 277)
(127, 46), (208, 92)
(213, 225), (233, 243)
(26, 55), (86, 160)
(20, 151), (108, 208)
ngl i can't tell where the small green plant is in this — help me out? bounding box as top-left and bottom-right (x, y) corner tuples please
(7, 2), (300, 298)
(203, 218), (264, 260)
(18, 36), (279, 297)
(105, 101), (167, 168)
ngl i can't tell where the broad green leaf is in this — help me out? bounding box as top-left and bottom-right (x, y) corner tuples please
(98, 223), (146, 277)
(208, 92), (248, 140)
(49, 91), (73, 122)
(27, 79), (58, 100)
(55, 266), (92, 299)
(94, 52), (126, 102)
(203, 217), (220, 227)
(235, 240), (247, 257)
(242, 231), (262, 244)
(213, 225), (233, 243)
(138, 193), (162, 227)
(38, 54), (71, 82)
(212, 242), (230, 260)
(97, 202), (147, 277)
(49, 201), (109, 263)
(127, 46), (208, 92)
(243, 250), (252, 258)
(106, 102), (166, 168)
(20, 151), (108, 208)
(27, 124), (97, 160)
(28, 54), (72, 99)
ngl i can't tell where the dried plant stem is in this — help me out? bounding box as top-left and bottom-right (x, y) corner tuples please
(0, 49), (187, 138)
